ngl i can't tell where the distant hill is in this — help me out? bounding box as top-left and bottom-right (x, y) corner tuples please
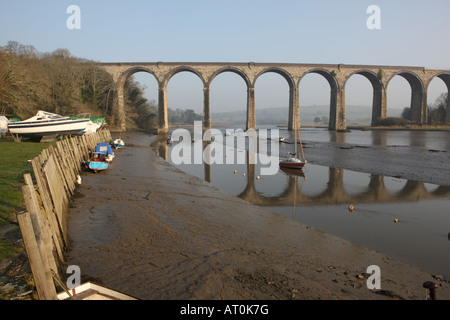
(211, 105), (402, 126)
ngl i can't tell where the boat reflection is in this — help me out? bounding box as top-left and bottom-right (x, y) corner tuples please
(156, 137), (450, 207)
(279, 166), (306, 178)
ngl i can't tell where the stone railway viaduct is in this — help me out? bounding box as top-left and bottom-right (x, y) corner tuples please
(98, 62), (450, 132)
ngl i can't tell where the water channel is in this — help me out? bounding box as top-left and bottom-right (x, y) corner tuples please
(154, 127), (450, 278)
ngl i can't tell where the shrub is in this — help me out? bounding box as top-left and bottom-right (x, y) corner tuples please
(375, 117), (411, 126)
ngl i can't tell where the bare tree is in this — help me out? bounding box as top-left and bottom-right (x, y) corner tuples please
(428, 92), (447, 124)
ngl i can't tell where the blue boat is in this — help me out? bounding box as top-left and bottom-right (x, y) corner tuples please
(88, 152), (109, 172)
(95, 142), (115, 162)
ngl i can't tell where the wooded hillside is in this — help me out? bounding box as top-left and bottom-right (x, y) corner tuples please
(0, 41), (158, 130)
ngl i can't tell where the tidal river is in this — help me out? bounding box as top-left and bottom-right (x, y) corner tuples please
(157, 127), (450, 279)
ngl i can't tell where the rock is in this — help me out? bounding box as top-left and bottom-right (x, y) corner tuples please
(432, 275), (447, 282)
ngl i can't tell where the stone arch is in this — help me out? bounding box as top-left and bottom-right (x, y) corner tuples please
(207, 66), (251, 88)
(117, 66), (159, 86)
(300, 68), (339, 90)
(254, 67), (296, 129)
(254, 67), (295, 89)
(299, 69), (341, 130)
(163, 66), (206, 88)
(89, 65), (116, 84)
(344, 70), (384, 126)
(206, 67), (250, 129)
(427, 73), (450, 124)
(156, 66), (206, 133)
(433, 73), (450, 89)
(206, 67), (253, 130)
(386, 71), (425, 123)
(112, 67), (159, 131)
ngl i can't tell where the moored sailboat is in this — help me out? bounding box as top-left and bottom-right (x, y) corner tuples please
(279, 120), (306, 170)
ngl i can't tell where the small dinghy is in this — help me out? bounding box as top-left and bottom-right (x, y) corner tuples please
(113, 138), (125, 149)
(88, 152), (109, 172)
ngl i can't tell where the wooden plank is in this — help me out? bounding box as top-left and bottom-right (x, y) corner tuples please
(77, 135), (87, 160)
(54, 143), (75, 194)
(43, 156), (68, 237)
(17, 211), (58, 300)
(31, 157), (65, 259)
(80, 135), (89, 159)
(62, 139), (77, 174)
(49, 147), (73, 197)
(70, 136), (82, 170)
(22, 174), (59, 274)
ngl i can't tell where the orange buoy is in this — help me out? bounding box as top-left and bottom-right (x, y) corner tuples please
(256, 176), (260, 180)
(348, 205), (354, 212)
(234, 170), (237, 174)
(394, 219), (399, 223)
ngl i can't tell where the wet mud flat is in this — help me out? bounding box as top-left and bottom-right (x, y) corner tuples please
(66, 131), (450, 300)
(301, 138), (450, 187)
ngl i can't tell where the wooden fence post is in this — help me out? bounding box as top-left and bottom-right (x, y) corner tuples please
(17, 211), (58, 300)
(30, 158), (65, 259)
(22, 174), (59, 273)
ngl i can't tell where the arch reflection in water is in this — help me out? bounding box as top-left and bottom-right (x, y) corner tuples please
(156, 136), (450, 278)
(157, 136), (450, 207)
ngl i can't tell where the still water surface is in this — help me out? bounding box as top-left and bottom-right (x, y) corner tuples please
(156, 128), (450, 278)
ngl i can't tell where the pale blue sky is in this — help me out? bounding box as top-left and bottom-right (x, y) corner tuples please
(1, 0), (449, 114)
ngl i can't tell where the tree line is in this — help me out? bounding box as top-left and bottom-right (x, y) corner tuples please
(0, 41), (202, 130)
(399, 93), (448, 125)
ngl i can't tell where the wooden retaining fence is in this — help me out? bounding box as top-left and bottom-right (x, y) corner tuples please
(16, 130), (112, 300)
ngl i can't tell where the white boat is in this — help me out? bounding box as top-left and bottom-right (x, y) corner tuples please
(279, 122), (307, 170)
(279, 153), (306, 169)
(57, 282), (138, 300)
(7, 110), (93, 137)
(83, 122), (102, 134)
(113, 138), (125, 149)
(0, 116), (9, 135)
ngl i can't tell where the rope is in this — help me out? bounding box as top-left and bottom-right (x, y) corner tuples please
(297, 126), (306, 162)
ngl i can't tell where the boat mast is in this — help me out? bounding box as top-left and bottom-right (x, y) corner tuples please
(298, 114), (305, 161)
(294, 119), (298, 156)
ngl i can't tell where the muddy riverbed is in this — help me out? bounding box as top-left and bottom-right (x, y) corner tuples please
(66, 130), (450, 300)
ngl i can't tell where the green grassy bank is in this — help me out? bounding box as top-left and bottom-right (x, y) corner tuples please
(0, 137), (53, 259)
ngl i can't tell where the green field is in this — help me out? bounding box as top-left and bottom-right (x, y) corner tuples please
(0, 137), (52, 259)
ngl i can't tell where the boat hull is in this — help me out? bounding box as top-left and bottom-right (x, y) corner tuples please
(88, 151), (109, 172)
(89, 161), (109, 171)
(279, 160), (305, 169)
(8, 118), (92, 137)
